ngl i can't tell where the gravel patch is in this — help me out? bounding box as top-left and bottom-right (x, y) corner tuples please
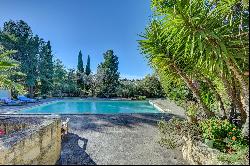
(57, 114), (187, 165)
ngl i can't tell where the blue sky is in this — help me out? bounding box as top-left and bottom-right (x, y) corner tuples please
(0, 0), (153, 79)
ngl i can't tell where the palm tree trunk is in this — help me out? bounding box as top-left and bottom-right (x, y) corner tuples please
(203, 76), (227, 119)
(234, 79), (247, 123)
(226, 59), (249, 138)
(230, 80), (237, 121)
(220, 73), (236, 119)
(170, 64), (214, 118)
(219, 72), (246, 123)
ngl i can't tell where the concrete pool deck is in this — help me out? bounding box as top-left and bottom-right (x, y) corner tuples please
(57, 114), (187, 165)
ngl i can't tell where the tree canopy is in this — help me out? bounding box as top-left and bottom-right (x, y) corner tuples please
(95, 50), (120, 97)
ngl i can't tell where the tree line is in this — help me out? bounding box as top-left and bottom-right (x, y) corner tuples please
(0, 20), (164, 99)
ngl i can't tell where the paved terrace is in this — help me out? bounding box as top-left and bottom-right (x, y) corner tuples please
(58, 114), (187, 165)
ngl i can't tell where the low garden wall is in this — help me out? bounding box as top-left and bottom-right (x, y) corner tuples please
(0, 115), (61, 165)
(182, 136), (227, 165)
(0, 118), (27, 135)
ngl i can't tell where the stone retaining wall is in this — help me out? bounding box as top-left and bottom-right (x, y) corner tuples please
(0, 118), (27, 135)
(182, 137), (226, 165)
(0, 116), (61, 165)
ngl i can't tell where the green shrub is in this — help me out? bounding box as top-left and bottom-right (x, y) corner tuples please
(137, 95), (146, 100)
(158, 118), (202, 149)
(186, 104), (198, 117)
(217, 145), (249, 165)
(199, 118), (247, 153)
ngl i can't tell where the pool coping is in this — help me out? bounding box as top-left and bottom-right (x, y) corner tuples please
(1, 99), (166, 115)
(2, 100), (62, 114)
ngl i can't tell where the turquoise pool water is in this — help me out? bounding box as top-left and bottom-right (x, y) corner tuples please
(18, 100), (160, 114)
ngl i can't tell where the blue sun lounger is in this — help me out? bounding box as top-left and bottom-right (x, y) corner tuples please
(17, 95), (37, 103)
(0, 97), (24, 106)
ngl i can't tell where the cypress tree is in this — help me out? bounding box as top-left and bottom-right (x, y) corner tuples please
(77, 51), (84, 73)
(76, 50), (84, 89)
(85, 55), (91, 75)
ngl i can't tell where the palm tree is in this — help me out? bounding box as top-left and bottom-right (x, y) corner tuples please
(139, 20), (215, 118)
(139, 0), (249, 137)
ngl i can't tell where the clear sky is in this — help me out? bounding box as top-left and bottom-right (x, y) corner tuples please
(0, 0), (153, 79)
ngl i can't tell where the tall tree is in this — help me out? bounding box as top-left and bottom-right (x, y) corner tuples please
(39, 40), (54, 96)
(76, 50), (84, 89)
(25, 35), (39, 97)
(85, 55), (91, 75)
(65, 68), (79, 96)
(1, 20), (38, 97)
(96, 50), (120, 97)
(84, 55), (92, 94)
(77, 51), (84, 73)
(52, 59), (67, 97)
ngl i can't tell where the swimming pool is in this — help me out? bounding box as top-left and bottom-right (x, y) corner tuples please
(18, 100), (161, 114)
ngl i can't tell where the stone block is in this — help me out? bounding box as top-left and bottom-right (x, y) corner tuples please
(24, 135), (40, 149)
(182, 138), (226, 165)
(22, 146), (40, 162)
(4, 149), (15, 163)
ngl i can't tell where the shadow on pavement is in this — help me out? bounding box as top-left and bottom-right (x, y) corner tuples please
(61, 113), (183, 132)
(56, 133), (96, 165)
